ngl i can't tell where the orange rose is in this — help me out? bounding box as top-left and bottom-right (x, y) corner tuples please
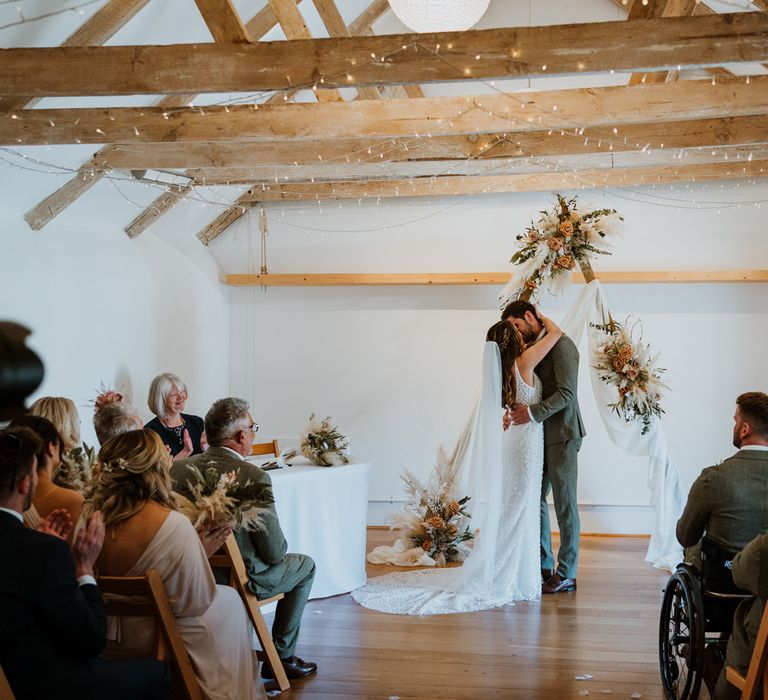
(559, 219), (574, 237)
(548, 237), (563, 252)
(422, 540), (433, 551)
(524, 279), (538, 291)
(617, 345), (633, 363)
(556, 255), (576, 270)
(613, 356), (626, 372)
(426, 516), (446, 530)
(448, 500), (461, 515)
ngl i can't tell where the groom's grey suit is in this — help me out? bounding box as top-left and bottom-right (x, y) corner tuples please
(530, 334), (585, 580)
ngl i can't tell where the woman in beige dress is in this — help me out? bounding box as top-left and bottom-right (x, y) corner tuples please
(9, 414), (83, 541)
(83, 429), (265, 700)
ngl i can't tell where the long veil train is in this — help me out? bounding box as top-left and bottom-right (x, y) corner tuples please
(351, 342), (541, 615)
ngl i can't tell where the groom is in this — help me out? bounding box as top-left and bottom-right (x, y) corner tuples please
(502, 300), (586, 594)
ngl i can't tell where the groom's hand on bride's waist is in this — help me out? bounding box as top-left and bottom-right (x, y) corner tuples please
(509, 405), (531, 426)
(502, 408), (512, 431)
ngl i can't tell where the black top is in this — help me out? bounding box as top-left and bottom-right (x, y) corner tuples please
(145, 412), (205, 457)
(0, 510), (106, 697)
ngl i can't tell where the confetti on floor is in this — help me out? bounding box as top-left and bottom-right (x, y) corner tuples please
(578, 691), (589, 697)
(630, 694), (642, 699)
(575, 674), (594, 681)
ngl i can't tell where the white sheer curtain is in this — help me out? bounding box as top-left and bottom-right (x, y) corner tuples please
(559, 281), (684, 570)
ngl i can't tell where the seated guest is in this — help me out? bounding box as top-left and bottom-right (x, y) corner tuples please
(93, 391), (142, 445)
(0, 427), (170, 700)
(172, 398), (318, 681)
(677, 392), (768, 567)
(85, 429), (265, 700)
(712, 533), (768, 699)
(145, 373), (205, 460)
(29, 396), (88, 489)
(9, 414), (83, 540)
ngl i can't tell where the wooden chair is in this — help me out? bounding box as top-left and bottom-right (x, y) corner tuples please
(98, 569), (203, 700)
(209, 535), (290, 691)
(0, 665), (16, 700)
(725, 600), (768, 699)
(251, 439), (280, 457)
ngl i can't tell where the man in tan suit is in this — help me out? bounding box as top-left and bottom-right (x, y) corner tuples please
(676, 392), (768, 568)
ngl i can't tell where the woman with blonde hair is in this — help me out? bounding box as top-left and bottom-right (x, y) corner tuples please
(84, 429), (264, 700)
(30, 396), (93, 490)
(144, 373), (205, 459)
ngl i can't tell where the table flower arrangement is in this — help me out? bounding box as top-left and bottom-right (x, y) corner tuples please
(591, 318), (668, 435)
(391, 448), (475, 566)
(300, 413), (350, 466)
(175, 464), (269, 530)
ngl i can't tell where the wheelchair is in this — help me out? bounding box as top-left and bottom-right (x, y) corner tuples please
(659, 537), (752, 699)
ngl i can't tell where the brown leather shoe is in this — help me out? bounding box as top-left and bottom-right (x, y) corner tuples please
(542, 574), (577, 594)
(262, 656), (318, 680)
(541, 568), (554, 582)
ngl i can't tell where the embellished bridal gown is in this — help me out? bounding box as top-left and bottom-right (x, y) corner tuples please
(352, 343), (543, 615)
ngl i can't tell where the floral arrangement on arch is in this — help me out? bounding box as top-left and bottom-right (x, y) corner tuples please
(591, 318), (669, 435)
(300, 413), (350, 466)
(390, 447), (475, 566)
(505, 194), (622, 302)
(174, 464), (270, 531)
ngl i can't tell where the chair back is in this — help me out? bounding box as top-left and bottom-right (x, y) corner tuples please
(209, 535), (290, 691)
(726, 599), (768, 700)
(0, 664), (16, 700)
(98, 570), (203, 700)
(251, 439), (280, 457)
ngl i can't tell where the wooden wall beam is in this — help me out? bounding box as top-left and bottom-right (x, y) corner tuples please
(1, 14), (765, 97)
(124, 183), (193, 238)
(224, 158), (768, 201)
(6, 76), (767, 146)
(226, 270), (768, 286)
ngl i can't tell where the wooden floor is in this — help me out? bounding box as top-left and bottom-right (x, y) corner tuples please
(274, 529), (673, 699)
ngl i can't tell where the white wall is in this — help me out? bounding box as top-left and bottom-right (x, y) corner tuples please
(0, 166), (230, 446)
(218, 185), (768, 533)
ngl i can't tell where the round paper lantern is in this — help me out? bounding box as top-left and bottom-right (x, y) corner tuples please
(388, 0), (491, 33)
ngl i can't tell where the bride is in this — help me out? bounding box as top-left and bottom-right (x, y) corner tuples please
(352, 312), (562, 615)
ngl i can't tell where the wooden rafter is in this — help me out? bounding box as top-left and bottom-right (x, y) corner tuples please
(226, 270), (768, 286)
(7, 76), (768, 147)
(1, 14), (765, 97)
(0, 0), (152, 113)
(95, 115), (768, 170)
(267, 0), (343, 102)
(124, 183), (194, 238)
(193, 0), (251, 42)
(205, 158), (768, 202)
(186, 144), (768, 184)
(197, 192), (256, 245)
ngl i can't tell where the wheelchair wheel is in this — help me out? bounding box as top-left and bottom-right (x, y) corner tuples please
(659, 568), (705, 699)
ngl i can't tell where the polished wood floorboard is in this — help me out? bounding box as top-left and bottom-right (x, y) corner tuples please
(274, 530), (674, 699)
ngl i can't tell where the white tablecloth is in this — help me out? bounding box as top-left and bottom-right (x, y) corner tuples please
(246, 457), (372, 599)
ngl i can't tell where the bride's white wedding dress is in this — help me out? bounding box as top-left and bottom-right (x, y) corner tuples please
(352, 344), (543, 615)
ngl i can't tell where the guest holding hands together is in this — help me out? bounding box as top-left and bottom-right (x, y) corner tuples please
(0, 426), (170, 700)
(144, 373), (205, 460)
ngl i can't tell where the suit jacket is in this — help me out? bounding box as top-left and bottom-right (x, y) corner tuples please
(171, 447), (289, 589)
(0, 510), (107, 699)
(724, 533), (768, 676)
(676, 449), (768, 553)
(530, 334), (586, 445)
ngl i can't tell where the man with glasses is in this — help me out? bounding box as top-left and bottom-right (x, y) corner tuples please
(171, 398), (317, 683)
(0, 427), (170, 699)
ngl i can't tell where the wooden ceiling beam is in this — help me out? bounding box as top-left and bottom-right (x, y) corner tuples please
(197, 191), (256, 245)
(95, 115), (768, 169)
(215, 158), (768, 202)
(0, 0), (152, 113)
(123, 182), (194, 238)
(267, 0), (342, 102)
(6, 76), (767, 146)
(1, 13), (765, 97)
(186, 144), (768, 184)
(24, 165), (107, 230)
(193, 0), (251, 43)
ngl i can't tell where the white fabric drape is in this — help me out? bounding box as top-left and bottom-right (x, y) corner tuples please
(558, 280), (684, 569)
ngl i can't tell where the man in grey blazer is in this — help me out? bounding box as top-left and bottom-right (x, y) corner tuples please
(677, 392), (768, 568)
(503, 300), (586, 594)
(171, 398), (317, 681)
